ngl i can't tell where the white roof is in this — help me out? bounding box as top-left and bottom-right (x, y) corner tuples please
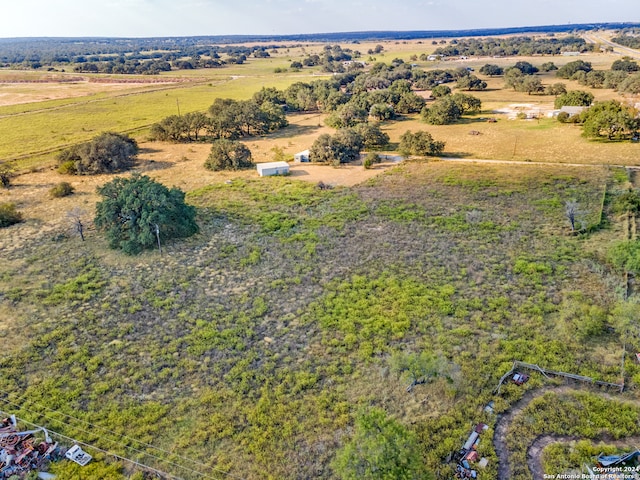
(560, 106), (588, 115)
(257, 161), (289, 171)
(295, 150), (310, 156)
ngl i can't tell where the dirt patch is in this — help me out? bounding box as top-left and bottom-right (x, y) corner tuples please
(288, 160), (399, 187)
(0, 81), (179, 107)
(492, 103), (555, 120)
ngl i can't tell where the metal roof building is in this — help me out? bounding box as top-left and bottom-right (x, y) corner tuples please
(257, 161), (290, 177)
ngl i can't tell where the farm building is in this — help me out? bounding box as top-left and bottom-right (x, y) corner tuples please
(257, 161), (290, 177)
(550, 106), (589, 118)
(294, 150), (310, 163)
(560, 106), (588, 116)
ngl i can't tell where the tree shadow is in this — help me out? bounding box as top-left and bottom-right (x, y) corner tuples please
(138, 146), (164, 154)
(135, 160), (175, 172)
(456, 117), (495, 125)
(441, 152), (474, 158)
(268, 124), (323, 139)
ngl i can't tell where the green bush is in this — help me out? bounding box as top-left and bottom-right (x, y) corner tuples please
(0, 202), (22, 227)
(611, 190), (640, 215)
(363, 153), (381, 169)
(332, 407), (432, 480)
(398, 130), (445, 157)
(556, 111), (570, 123)
(49, 181), (75, 198)
(608, 240), (640, 274)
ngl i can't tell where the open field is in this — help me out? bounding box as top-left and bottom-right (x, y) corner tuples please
(0, 72), (325, 162)
(3, 158), (640, 479)
(2, 34), (640, 479)
(380, 114), (640, 165)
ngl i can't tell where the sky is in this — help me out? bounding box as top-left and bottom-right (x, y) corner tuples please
(1, 0), (638, 38)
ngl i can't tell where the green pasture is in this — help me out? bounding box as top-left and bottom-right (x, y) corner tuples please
(0, 74), (310, 162)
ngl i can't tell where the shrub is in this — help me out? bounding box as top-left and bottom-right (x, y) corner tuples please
(612, 190), (640, 215)
(0, 169), (12, 188)
(332, 408), (431, 480)
(49, 182), (75, 198)
(0, 203), (23, 228)
(608, 241), (640, 274)
(363, 153), (381, 169)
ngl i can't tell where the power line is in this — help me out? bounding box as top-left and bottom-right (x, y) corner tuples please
(0, 395), (245, 480)
(3, 394), (218, 474)
(0, 401), (225, 480)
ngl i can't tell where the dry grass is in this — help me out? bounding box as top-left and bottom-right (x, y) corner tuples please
(380, 114), (640, 165)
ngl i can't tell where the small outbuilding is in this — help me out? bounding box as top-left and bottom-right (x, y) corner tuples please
(559, 106), (588, 117)
(257, 161), (290, 177)
(294, 150), (310, 163)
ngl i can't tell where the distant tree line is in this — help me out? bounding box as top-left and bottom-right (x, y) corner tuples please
(149, 98), (288, 142)
(611, 34), (640, 50)
(556, 58), (640, 93)
(0, 41), (283, 73)
(432, 35), (594, 57)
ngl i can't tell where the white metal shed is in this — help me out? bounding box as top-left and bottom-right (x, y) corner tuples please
(257, 161), (290, 177)
(294, 150), (310, 163)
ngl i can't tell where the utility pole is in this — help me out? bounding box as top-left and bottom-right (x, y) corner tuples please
(154, 223), (162, 255)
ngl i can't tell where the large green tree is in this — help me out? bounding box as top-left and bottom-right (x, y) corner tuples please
(421, 97), (461, 125)
(354, 123), (390, 150)
(205, 139), (253, 171)
(581, 100), (638, 140)
(617, 73), (640, 94)
(310, 130), (363, 165)
(451, 93), (482, 114)
(556, 60), (592, 79)
(57, 132), (138, 175)
(455, 74), (487, 91)
(611, 58), (639, 72)
(554, 90), (594, 108)
(95, 174), (198, 255)
(332, 408), (431, 480)
(399, 130), (445, 157)
(479, 64), (503, 76)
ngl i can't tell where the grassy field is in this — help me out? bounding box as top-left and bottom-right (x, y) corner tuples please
(0, 58), (329, 162)
(2, 35), (640, 479)
(2, 158), (639, 479)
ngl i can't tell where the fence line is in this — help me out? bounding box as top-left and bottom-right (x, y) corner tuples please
(494, 361), (624, 394)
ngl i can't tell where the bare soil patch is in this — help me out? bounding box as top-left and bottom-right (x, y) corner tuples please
(288, 159), (400, 187)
